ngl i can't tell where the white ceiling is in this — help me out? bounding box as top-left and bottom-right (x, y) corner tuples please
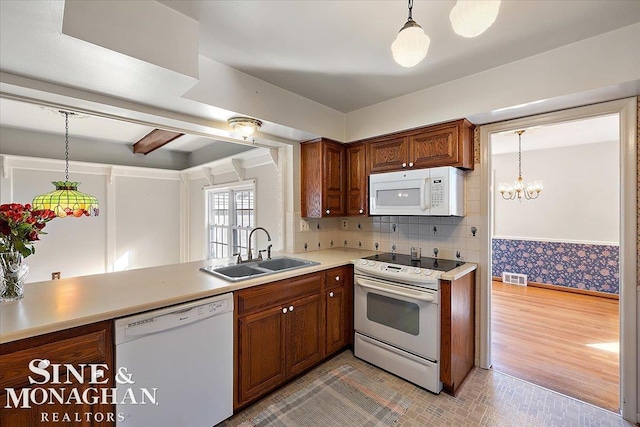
(0, 98), (219, 152)
(0, 0), (638, 149)
(491, 114), (619, 155)
(160, 0), (640, 112)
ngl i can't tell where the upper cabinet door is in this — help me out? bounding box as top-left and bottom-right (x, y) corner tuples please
(301, 139), (345, 218)
(346, 143), (367, 216)
(368, 136), (408, 173)
(410, 119), (475, 170)
(410, 124), (459, 169)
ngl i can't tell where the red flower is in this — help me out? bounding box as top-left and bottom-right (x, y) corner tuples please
(0, 203), (55, 258)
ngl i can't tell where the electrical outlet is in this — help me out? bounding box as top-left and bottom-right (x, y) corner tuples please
(51, 272), (61, 280)
(342, 219), (348, 230)
(300, 219), (309, 232)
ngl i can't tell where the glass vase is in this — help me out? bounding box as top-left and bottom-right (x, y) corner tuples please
(0, 252), (28, 302)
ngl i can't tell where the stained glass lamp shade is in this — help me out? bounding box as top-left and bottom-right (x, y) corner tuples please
(32, 181), (99, 217)
(32, 111), (99, 217)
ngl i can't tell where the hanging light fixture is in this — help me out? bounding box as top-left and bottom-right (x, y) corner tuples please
(450, 0), (501, 38)
(391, 0), (430, 68)
(32, 111), (99, 217)
(227, 116), (262, 140)
(498, 130), (543, 201)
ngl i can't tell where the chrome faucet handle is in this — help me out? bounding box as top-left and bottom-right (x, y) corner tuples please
(267, 244), (273, 260)
(232, 252), (242, 264)
(258, 250), (266, 261)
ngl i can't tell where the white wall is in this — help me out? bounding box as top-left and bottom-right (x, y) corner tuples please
(114, 176), (180, 270)
(10, 168), (107, 282)
(0, 155), (182, 282)
(493, 141), (619, 243)
(345, 24), (640, 141)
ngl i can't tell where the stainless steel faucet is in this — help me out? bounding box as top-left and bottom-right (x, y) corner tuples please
(247, 227), (272, 261)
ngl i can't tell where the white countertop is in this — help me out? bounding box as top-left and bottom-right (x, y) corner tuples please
(0, 249), (377, 344)
(440, 263), (478, 281)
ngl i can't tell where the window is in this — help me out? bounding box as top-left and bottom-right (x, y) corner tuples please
(207, 181), (255, 259)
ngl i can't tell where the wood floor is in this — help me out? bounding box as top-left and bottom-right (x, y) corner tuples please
(491, 281), (619, 413)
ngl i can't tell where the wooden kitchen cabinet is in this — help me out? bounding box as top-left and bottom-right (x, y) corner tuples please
(324, 266), (353, 356)
(0, 321), (114, 427)
(346, 143), (368, 216)
(367, 119), (475, 173)
(235, 272), (324, 409)
(440, 269), (476, 396)
(368, 136), (408, 173)
(301, 138), (345, 217)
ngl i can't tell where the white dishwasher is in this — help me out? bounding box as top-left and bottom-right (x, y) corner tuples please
(114, 293), (233, 427)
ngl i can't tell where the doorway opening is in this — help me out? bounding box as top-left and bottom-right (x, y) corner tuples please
(488, 113), (622, 412)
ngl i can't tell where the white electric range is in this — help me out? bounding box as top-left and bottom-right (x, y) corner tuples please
(353, 253), (464, 394)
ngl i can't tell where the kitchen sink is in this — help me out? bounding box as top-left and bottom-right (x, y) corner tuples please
(201, 256), (319, 282)
(257, 257), (312, 271)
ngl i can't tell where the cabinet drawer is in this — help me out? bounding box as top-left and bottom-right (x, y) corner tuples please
(0, 322), (111, 390)
(324, 266), (350, 289)
(236, 273), (322, 316)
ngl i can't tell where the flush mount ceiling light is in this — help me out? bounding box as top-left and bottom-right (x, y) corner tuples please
(498, 130), (543, 201)
(450, 0), (501, 38)
(227, 116), (262, 140)
(32, 111), (99, 217)
(391, 0), (431, 68)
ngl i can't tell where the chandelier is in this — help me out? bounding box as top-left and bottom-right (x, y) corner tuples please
(391, 0), (430, 68)
(497, 130), (543, 201)
(228, 116), (262, 140)
(32, 111), (99, 217)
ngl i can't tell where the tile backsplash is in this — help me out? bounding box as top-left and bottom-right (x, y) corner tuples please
(291, 169), (481, 263)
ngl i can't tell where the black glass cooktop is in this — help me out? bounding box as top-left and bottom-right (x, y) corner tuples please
(363, 253), (464, 272)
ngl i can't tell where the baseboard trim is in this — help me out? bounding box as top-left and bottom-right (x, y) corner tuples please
(492, 277), (619, 300)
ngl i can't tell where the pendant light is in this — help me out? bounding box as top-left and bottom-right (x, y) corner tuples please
(391, 0), (430, 68)
(498, 130), (543, 201)
(32, 111), (99, 217)
(450, 0), (501, 38)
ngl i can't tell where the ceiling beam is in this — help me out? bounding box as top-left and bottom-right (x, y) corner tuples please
(133, 129), (184, 155)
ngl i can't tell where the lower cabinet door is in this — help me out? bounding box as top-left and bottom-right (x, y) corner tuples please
(238, 306), (286, 405)
(325, 285), (348, 355)
(285, 293), (323, 377)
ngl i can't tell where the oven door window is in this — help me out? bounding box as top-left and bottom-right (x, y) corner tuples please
(366, 293), (419, 335)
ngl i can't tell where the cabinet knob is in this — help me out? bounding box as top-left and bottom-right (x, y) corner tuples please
(289, 305), (294, 311)
(409, 162), (414, 167)
(335, 276), (340, 281)
(359, 209), (364, 214)
(329, 292), (334, 298)
(402, 163), (407, 168)
(326, 209), (330, 214)
(282, 308), (288, 314)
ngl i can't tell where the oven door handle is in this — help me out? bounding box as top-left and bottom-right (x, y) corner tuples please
(356, 278), (435, 302)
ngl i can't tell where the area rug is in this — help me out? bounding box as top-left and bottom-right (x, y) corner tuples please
(238, 364), (411, 427)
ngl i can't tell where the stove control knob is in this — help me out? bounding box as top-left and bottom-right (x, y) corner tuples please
(413, 268), (421, 274)
(359, 260), (367, 266)
(368, 261), (376, 267)
(423, 270), (433, 276)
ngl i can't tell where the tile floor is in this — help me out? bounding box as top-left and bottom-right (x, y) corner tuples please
(223, 350), (632, 427)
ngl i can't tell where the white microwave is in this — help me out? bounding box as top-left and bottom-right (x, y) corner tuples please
(369, 167), (464, 216)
